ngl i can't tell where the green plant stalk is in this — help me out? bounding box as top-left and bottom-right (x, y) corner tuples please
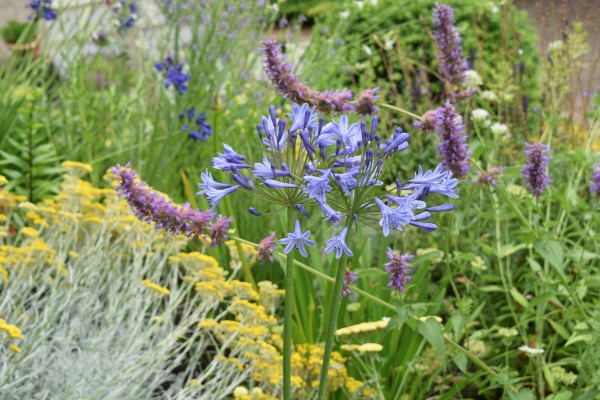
(282, 207), (295, 400)
(377, 102), (422, 120)
(316, 220), (353, 400)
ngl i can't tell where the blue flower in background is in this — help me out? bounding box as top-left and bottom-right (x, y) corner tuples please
(279, 220), (316, 257)
(27, 0), (57, 21)
(113, 0), (139, 34)
(179, 107), (213, 142)
(155, 56), (191, 96)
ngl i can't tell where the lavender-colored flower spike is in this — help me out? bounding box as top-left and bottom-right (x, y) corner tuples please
(261, 40), (378, 115)
(210, 216), (232, 246)
(342, 269), (358, 297)
(279, 220), (316, 257)
(112, 163), (216, 237)
(434, 101), (470, 178)
(258, 232), (277, 264)
(324, 227), (353, 259)
(385, 248), (413, 292)
(433, 3), (469, 87)
(522, 142), (552, 197)
(473, 167), (505, 187)
(590, 164), (600, 198)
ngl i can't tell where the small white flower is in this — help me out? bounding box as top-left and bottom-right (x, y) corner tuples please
(518, 345), (545, 355)
(518, 48), (524, 55)
(490, 122), (509, 136)
(464, 70), (483, 87)
(340, 10), (351, 19)
(362, 44), (373, 56)
(481, 90), (499, 102)
(471, 108), (490, 123)
(369, 0), (378, 5)
(355, 0), (364, 9)
(491, 5), (499, 13)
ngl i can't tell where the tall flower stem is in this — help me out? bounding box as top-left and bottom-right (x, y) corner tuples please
(316, 220), (353, 400)
(377, 102), (422, 120)
(282, 207), (296, 400)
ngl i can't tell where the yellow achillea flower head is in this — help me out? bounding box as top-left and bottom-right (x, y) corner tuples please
(340, 343), (384, 353)
(335, 319), (389, 336)
(61, 161), (93, 174)
(9, 343), (21, 353)
(142, 279), (170, 296)
(21, 227), (40, 237)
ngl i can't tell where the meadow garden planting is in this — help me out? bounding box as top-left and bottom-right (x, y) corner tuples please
(0, 0), (599, 398)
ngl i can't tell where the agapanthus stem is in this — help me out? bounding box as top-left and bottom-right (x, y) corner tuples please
(377, 102), (422, 120)
(316, 220), (353, 400)
(283, 207), (295, 400)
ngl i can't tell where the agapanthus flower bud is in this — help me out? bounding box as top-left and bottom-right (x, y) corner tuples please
(258, 232), (277, 264)
(473, 167), (505, 187)
(590, 164), (600, 198)
(384, 248), (413, 292)
(522, 142), (552, 197)
(434, 101), (470, 178)
(433, 3), (469, 87)
(342, 269), (358, 297)
(261, 40), (378, 115)
(112, 163), (217, 237)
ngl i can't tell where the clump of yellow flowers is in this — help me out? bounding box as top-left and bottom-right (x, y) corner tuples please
(0, 166), (370, 398)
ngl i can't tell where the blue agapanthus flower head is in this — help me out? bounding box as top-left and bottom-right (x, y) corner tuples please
(179, 107), (213, 141)
(155, 56), (191, 96)
(27, 0), (57, 21)
(197, 102), (459, 258)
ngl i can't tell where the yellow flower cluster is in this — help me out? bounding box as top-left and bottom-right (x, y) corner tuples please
(1, 318), (24, 353)
(142, 279), (170, 296)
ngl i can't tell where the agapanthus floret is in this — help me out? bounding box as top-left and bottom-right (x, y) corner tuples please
(324, 227), (353, 259)
(279, 220), (316, 257)
(197, 170), (239, 209)
(434, 101), (470, 178)
(112, 163), (216, 237)
(433, 3), (469, 87)
(318, 115), (361, 152)
(522, 142), (552, 197)
(590, 164), (600, 198)
(303, 169), (332, 202)
(212, 144), (250, 171)
(155, 56), (190, 96)
(342, 269), (358, 297)
(252, 155), (290, 179)
(316, 199), (343, 227)
(404, 164), (459, 198)
(288, 103), (319, 132)
(383, 128), (410, 155)
(375, 198), (414, 237)
(384, 249), (413, 292)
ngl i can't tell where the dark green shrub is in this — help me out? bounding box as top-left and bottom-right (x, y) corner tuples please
(1, 20), (37, 45)
(307, 0), (540, 116)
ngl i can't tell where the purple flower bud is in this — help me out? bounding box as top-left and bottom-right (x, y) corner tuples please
(296, 204), (310, 217)
(258, 232), (277, 263)
(249, 207), (262, 216)
(263, 179), (297, 189)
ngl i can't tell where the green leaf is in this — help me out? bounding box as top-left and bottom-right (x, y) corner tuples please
(547, 319), (570, 340)
(546, 391), (573, 400)
(416, 318), (445, 363)
(534, 240), (564, 274)
(498, 243), (527, 258)
(453, 352), (468, 373)
(509, 389), (536, 400)
(510, 288), (529, 308)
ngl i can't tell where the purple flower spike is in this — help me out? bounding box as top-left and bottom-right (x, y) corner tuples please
(433, 3), (469, 87)
(112, 163), (217, 238)
(522, 142), (552, 197)
(342, 269), (358, 297)
(324, 227), (353, 259)
(210, 216), (232, 246)
(473, 167), (505, 187)
(385, 248), (413, 292)
(279, 220), (316, 257)
(261, 40), (378, 115)
(590, 164), (600, 198)
(434, 101), (470, 178)
(258, 232), (277, 263)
